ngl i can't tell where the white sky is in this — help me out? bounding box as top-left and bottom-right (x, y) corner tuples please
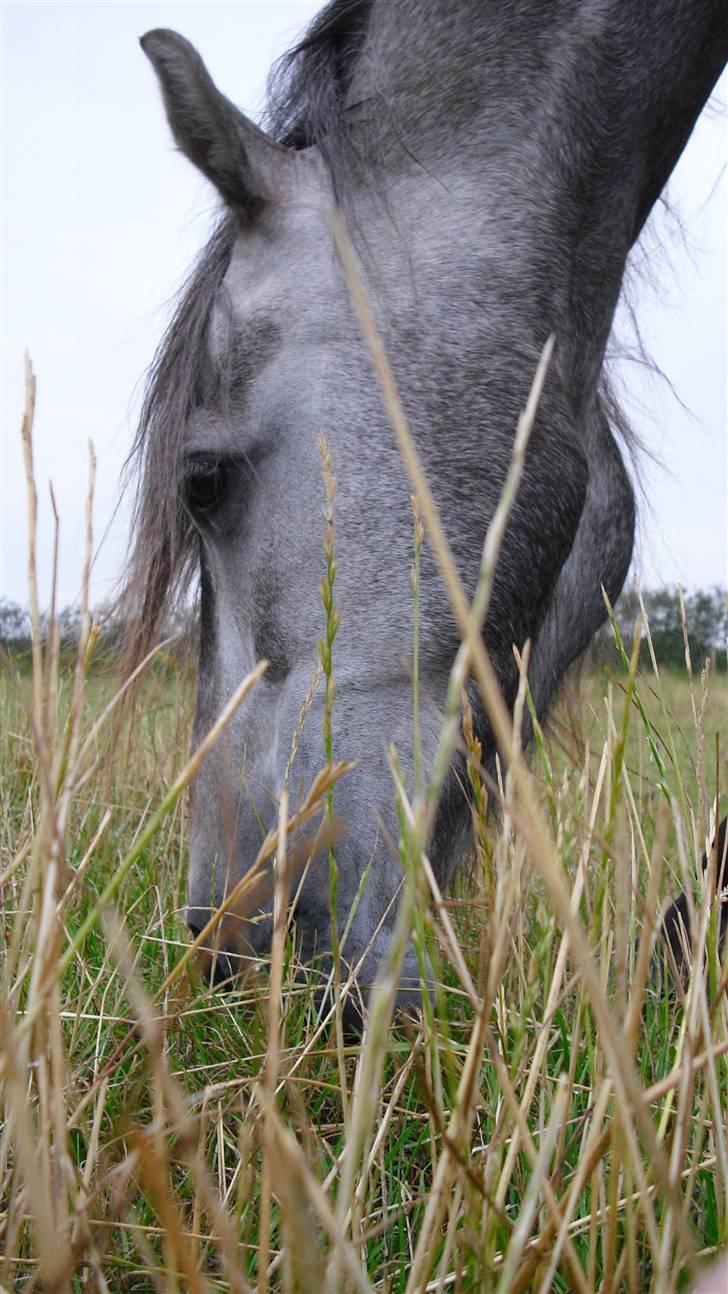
(1, 1), (726, 611)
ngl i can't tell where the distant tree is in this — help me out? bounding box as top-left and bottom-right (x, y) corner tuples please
(685, 587), (728, 655)
(594, 585), (727, 671)
(57, 605), (82, 649)
(0, 599), (30, 644)
(3, 588), (725, 672)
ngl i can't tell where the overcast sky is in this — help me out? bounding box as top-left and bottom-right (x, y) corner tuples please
(1, 2), (726, 611)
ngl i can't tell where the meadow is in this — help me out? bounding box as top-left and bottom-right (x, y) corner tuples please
(1, 367), (727, 1293)
(1, 609), (727, 1294)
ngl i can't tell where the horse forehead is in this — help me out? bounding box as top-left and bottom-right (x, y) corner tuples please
(206, 290), (280, 373)
(221, 199), (338, 323)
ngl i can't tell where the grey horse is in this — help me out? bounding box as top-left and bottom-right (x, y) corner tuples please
(122, 0), (727, 1002)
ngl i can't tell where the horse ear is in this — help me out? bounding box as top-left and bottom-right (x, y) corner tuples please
(140, 29), (285, 222)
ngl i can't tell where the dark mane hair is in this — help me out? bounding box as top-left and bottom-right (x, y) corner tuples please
(119, 0), (373, 671)
(265, 0), (373, 162)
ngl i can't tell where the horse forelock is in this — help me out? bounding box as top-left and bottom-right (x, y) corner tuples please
(265, 0), (374, 159)
(119, 220), (235, 669)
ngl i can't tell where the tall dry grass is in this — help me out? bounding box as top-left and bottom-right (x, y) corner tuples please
(1, 351), (727, 1293)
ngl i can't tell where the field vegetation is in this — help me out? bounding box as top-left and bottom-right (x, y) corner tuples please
(1, 364), (727, 1293)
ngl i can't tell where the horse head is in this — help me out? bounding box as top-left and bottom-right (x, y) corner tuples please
(129, 5), (727, 1006)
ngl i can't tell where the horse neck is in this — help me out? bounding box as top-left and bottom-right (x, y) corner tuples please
(344, 0), (726, 407)
(349, 0), (725, 212)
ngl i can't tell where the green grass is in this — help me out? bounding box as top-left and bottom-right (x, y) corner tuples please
(1, 646), (726, 1293)
(2, 355), (726, 1292)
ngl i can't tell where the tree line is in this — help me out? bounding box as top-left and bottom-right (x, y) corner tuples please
(591, 585), (726, 672)
(1, 586), (726, 672)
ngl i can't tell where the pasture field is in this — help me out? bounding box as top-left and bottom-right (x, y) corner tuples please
(1, 626), (727, 1293)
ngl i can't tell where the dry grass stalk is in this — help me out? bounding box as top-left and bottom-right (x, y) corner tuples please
(3, 344), (727, 1293)
(334, 212), (696, 1269)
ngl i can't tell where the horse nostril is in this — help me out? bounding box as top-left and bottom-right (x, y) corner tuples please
(206, 948), (237, 988)
(187, 906), (213, 941)
(194, 939), (239, 989)
(187, 910), (238, 988)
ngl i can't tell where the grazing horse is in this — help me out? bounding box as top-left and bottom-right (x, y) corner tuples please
(123, 1), (727, 1001)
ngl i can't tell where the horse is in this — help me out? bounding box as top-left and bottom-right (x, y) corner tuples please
(122, 0), (728, 1004)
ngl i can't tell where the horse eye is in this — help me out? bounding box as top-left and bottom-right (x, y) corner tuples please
(183, 453), (233, 521)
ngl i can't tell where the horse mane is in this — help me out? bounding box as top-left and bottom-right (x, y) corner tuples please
(265, 0), (373, 162)
(118, 0), (373, 672)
